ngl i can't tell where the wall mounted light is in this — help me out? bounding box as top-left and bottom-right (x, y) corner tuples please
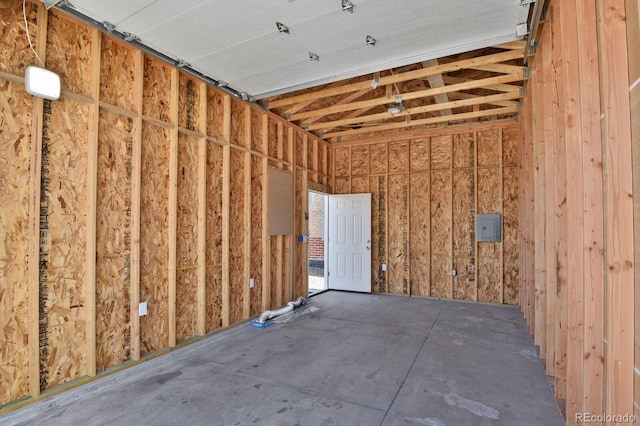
(25, 66), (61, 101)
(276, 22), (290, 34)
(341, 0), (353, 13)
(309, 52), (319, 61)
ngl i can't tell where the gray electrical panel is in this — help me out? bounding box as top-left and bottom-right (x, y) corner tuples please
(476, 214), (502, 242)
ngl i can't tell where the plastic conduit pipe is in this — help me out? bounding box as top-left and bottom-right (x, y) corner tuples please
(257, 296), (307, 323)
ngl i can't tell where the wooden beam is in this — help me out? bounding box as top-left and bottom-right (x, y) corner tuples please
(196, 81), (207, 336)
(577, 0), (605, 416)
(168, 67), (179, 348)
(468, 64), (527, 75)
(129, 49), (144, 361)
(307, 92), (522, 131)
(291, 73), (525, 121)
(221, 95), (231, 327)
(560, 0), (584, 417)
(243, 106), (252, 319)
(323, 106), (518, 139)
(85, 26), (102, 378)
(542, 21), (556, 377)
(597, 0), (634, 416)
(267, 49), (524, 109)
(302, 88), (370, 126)
(27, 1), (48, 398)
(261, 115), (270, 312)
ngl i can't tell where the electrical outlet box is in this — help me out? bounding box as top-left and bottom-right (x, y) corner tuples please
(381, 263), (387, 272)
(139, 301), (147, 316)
(250, 278), (255, 288)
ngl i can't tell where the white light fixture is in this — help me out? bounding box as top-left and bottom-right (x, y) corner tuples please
(25, 66), (61, 101)
(41, 0), (62, 9)
(366, 35), (376, 46)
(387, 96), (404, 115)
(341, 0), (353, 13)
(276, 22), (290, 34)
(309, 52), (319, 61)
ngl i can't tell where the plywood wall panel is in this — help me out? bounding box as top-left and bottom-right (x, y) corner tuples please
(99, 38), (135, 111)
(453, 133), (475, 169)
(334, 177), (350, 194)
(267, 118), (278, 159)
(351, 145), (369, 176)
(453, 169), (475, 301)
(430, 135), (451, 170)
(42, 98), (89, 388)
(477, 167), (501, 303)
(207, 89), (225, 141)
(371, 176), (387, 293)
(251, 110), (264, 154)
(96, 110), (132, 369)
(430, 171), (452, 298)
(370, 143), (387, 174)
(250, 155), (263, 316)
(335, 147), (350, 177)
(388, 174), (409, 295)
(228, 148), (245, 324)
(351, 176), (369, 193)
(270, 236), (279, 308)
(409, 174), (430, 296)
(0, 81), (31, 404)
(140, 123), (170, 354)
(0, 0), (39, 75)
(503, 166), (519, 304)
(477, 130), (500, 167)
(205, 141), (223, 331)
(178, 76), (200, 132)
(295, 131), (305, 168)
(293, 171), (307, 299)
(46, 13), (93, 97)
(409, 138), (429, 172)
(389, 141), (409, 174)
(502, 128), (518, 166)
(176, 135), (198, 343)
(142, 57), (172, 122)
(230, 100), (246, 147)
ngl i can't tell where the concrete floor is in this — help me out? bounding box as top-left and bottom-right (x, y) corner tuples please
(3, 292), (563, 426)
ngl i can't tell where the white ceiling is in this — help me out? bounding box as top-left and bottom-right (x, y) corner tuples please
(67, 0), (529, 99)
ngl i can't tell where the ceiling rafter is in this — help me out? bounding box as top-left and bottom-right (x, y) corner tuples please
(324, 105), (518, 140)
(289, 72), (525, 121)
(306, 91), (522, 131)
(265, 49), (524, 109)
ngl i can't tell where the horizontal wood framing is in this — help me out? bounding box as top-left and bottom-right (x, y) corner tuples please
(518, 0), (635, 421)
(332, 124), (519, 304)
(0, 1), (328, 407)
(265, 44), (527, 143)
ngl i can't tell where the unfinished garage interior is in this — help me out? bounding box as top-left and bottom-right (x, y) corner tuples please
(0, 0), (638, 424)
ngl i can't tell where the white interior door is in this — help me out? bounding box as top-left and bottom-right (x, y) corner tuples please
(327, 193), (371, 292)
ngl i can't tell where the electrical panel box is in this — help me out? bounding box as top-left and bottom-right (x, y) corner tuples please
(476, 214), (502, 242)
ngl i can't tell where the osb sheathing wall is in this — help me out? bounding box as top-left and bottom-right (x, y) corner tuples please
(517, 0), (635, 423)
(0, 1), (330, 406)
(332, 123), (519, 304)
